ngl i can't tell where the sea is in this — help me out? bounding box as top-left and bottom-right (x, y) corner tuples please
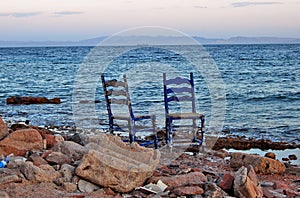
(0, 44), (299, 144)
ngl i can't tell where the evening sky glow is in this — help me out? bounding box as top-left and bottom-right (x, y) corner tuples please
(0, 0), (299, 41)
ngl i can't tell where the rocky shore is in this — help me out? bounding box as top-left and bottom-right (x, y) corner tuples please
(0, 117), (299, 198)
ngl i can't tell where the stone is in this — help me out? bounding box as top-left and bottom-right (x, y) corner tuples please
(59, 164), (75, 182)
(0, 117), (8, 140)
(78, 179), (100, 193)
(149, 172), (207, 190)
(6, 96), (61, 105)
(203, 182), (228, 198)
(62, 182), (78, 193)
(75, 134), (160, 193)
(230, 152), (286, 174)
(45, 151), (71, 165)
(0, 129), (43, 156)
(173, 186), (204, 196)
(233, 166), (263, 198)
(218, 173), (234, 191)
(20, 161), (60, 182)
(288, 154), (297, 160)
(0, 190), (9, 198)
(0, 175), (21, 185)
(28, 153), (48, 166)
(44, 134), (64, 149)
(51, 141), (88, 163)
(265, 152), (276, 159)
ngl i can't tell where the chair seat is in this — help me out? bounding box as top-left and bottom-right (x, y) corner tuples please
(167, 112), (204, 119)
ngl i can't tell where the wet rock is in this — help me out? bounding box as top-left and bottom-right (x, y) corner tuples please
(75, 134), (160, 193)
(173, 186), (204, 196)
(6, 96), (61, 105)
(233, 165), (263, 198)
(51, 141), (88, 163)
(78, 179), (100, 193)
(265, 152), (276, 159)
(20, 161), (60, 182)
(230, 152), (286, 174)
(0, 117), (8, 140)
(0, 129), (43, 156)
(149, 172), (207, 190)
(218, 173), (234, 191)
(45, 151), (71, 165)
(203, 182), (228, 198)
(288, 154), (297, 160)
(28, 153), (48, 166)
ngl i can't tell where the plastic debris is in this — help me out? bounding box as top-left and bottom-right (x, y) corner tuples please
(136, 180), (168, 194)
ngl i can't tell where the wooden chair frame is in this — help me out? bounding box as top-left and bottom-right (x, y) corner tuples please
(163, 72), (205, 147)
(101, 74), (158, 149)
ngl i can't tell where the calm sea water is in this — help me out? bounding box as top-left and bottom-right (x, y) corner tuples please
(0, 44), (299, 143)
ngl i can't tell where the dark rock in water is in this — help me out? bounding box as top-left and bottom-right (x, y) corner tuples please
(6, 96), (61, 105)
(288, 154), (297, 160)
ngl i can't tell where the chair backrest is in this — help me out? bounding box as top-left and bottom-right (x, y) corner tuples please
(101, 74), (134, 120)
(163, 72), (196, 114)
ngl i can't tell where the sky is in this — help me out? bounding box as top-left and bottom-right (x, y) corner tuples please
(0, 0), (299, 41)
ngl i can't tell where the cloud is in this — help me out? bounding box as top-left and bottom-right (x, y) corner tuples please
(53, 11), (83, 16)
(231, 1), (282, 7)
(193, 6), (208, 9)
(0, 12), (41, 18)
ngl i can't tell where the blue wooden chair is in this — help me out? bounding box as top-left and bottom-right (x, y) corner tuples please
(101, 74), (158, 149)
(163, 72), (205, 147)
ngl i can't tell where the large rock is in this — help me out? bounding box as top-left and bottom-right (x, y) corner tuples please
(234, 165), (263, 198)
(148, 172), (207, 190)
(230, 152), (286, 174)
(0, 129), (43, 156)
(51, 141), (88, 163)
(20, 161), (60, 182)
(0, 117), (8, 140)
(75, 134), (160, 193)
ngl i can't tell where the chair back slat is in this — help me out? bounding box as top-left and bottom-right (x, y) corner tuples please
(165, 77), (190, 85)
(109, 98), (129, 105)
(167, 95), (193, 102)
(109, 90), (127, 97)
(105, 80), (126, 87)
(166, 87), (192, 94)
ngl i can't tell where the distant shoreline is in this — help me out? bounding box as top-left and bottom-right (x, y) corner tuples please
(1, 36), (300, 47)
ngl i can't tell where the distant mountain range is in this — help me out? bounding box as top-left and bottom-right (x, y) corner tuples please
(0, 36), (300, 47)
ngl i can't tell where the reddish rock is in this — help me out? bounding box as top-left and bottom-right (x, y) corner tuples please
(45, 151), (71, 165)
(28, 153), (49, 166)
(44, 134), (64, 149)
(265, 152), (276, 159)
(20, 161), (60, 182)
(6, 96), (61, 105)
(0, 128), (43, 156)
(0, 117), (8, 140)
(149, 172), (207, 190)
(230, 152), (286, 174)
(173, 186), (204, 196)
(233, 166), (263, 198)
(218, 173), (234, 191)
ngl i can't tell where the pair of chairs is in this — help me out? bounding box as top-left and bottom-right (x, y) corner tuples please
(101, 73), (205, 149)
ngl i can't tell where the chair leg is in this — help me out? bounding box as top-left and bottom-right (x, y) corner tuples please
(128, 120), (134, 144)
(109, 118), (114, 134)
(166, 117), (173, 146)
